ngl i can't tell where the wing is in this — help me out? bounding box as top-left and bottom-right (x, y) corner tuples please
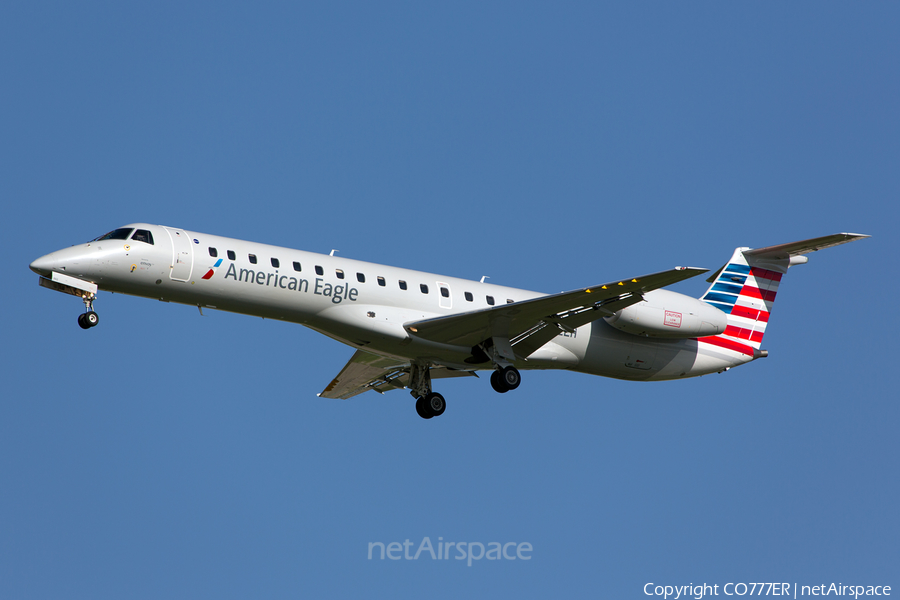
(403, 267), (708, 360)
(318, 349), (476, 400)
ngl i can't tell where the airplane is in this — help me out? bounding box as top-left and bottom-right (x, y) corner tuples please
(30, 226), (868, 419)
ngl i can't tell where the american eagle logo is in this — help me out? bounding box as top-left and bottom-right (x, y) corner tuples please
(201, 258), (223, 280)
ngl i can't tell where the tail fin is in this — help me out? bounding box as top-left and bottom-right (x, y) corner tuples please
(700, 233), (869, 354)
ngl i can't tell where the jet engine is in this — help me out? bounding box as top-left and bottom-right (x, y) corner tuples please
(603, 289), (727, 339)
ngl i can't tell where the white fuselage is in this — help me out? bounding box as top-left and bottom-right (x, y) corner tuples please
(30, 223), (753, 384)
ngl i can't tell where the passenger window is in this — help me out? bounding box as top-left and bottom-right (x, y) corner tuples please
(227, 250), (236, 260)
(271, 258), (280, 268)
(249, 254), (257, 264)
(507, 299), (514, 304)
(315, 266), (324, 276)
(465, 292), (473, 302)
(399, 280), (407, 290)
(357, 273), (365, 283)
(208, 247), (218, 257)
(420, 284), (429, 294)
(336, 269), (344, 279)
(440, 287), (450, 298)
(377, 276), (386, 287)
(486, 295), (495, 306)
(293, 261), (302, 272)
(131, 230), (154, 245)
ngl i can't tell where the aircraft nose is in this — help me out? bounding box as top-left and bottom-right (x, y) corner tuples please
(30, 253), (56, 276)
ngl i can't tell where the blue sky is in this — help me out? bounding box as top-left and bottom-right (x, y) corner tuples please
(1, 2), (897, 598)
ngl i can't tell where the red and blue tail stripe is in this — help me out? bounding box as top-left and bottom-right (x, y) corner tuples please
(697, 251), (785, 356)
(693, 233), (869, 360)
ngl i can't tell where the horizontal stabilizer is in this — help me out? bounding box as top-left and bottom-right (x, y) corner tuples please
(743, 232), (870, 259)
(707, 233), (869, 282)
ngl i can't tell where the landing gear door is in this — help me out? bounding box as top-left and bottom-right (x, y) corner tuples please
(164, 227), (194, 282)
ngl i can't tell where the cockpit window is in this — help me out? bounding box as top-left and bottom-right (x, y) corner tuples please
(92, 228), (134, 242)
(131, 229), (154, 245)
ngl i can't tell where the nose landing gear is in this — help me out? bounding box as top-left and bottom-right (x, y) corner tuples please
(77, 311), (100, 329)
(77, 294), (99, 329)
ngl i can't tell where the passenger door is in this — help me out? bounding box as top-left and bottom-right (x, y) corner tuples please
(164, 227), (194, 281)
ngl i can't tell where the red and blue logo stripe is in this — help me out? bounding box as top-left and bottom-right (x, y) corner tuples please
(201, 258), (223, 280)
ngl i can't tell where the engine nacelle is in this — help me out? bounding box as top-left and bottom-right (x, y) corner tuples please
(603, 289), (727, 339)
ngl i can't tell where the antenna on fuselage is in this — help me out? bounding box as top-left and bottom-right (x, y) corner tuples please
(330, 249), (338, 256)
(480, 276), (489, 283)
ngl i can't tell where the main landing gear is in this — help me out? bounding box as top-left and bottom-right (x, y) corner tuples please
(415, 393), (446, 419)
(490, 366), (521, 394)
(410, 363), (447, 420)
(409, 363), (521, 420)
(77, 294), (99, 329)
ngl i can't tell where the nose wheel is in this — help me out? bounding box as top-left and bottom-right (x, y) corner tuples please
(76, 294), (99, 329)
(77, 311), (100, 329)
